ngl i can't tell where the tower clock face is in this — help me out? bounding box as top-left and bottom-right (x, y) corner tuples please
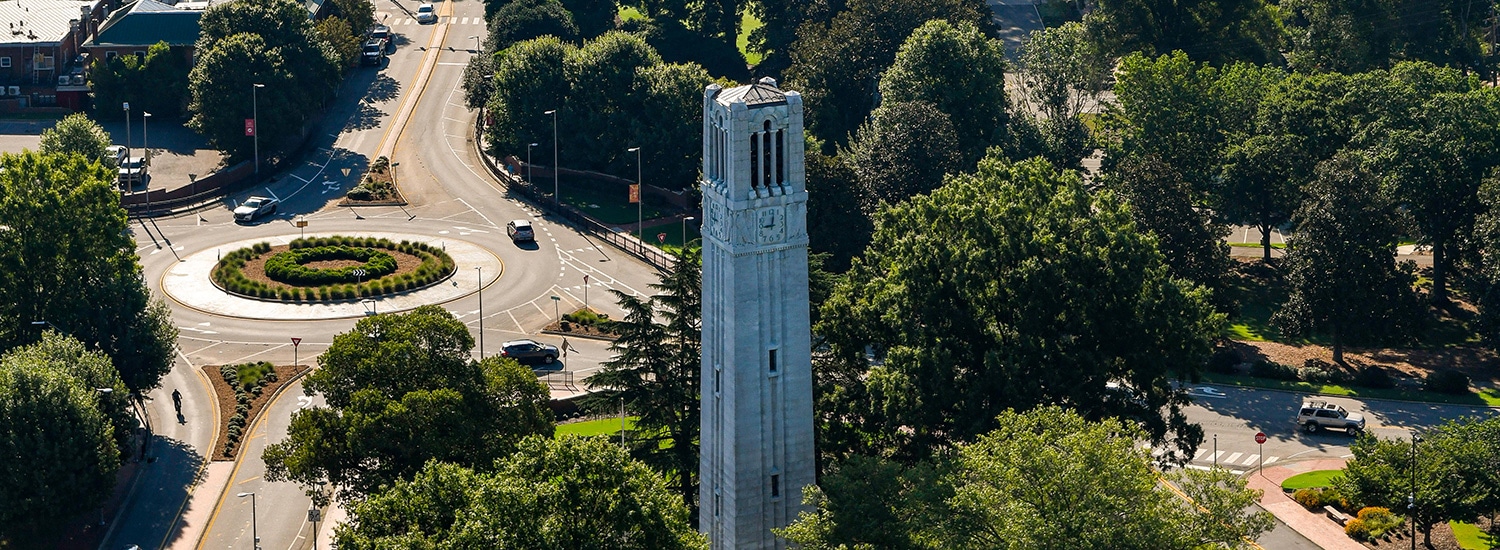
(757, 207), (784, 243)
(707, 202), (728, 241)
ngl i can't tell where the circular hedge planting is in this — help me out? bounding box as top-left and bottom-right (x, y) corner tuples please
(211, 236), (456, 302)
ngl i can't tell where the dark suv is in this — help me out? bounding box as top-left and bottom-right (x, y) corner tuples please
(361, 39), (386, 66)
(500, 339), (559, 365)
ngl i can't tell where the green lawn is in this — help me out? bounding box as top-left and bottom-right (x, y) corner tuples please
(1280, 470), (1343, 490)
(556, 416), (638, 438)
(560, 182), (668, 225)
(737, 10), (764, 66)
(618, 6), (646, 22)
(1451, 521), (1497, 550)
(1198, 372), (1500, 407)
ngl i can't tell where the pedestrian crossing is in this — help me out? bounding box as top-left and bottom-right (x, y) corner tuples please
(1185, 448), (1280, 473)
(384, 16), (484, 25)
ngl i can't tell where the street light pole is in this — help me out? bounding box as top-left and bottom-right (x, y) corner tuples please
(527, 142), (538, 185)
(476, 266), (484, 359)
(683, 216), (695, 246)
(469, 35), (479, 53)
(143, 111), (151, 215)
(544, 109), (558, 206)
(237, 492), (259, 550)
(1411, 433), (1422, 550)
(628, 146), (642, 240)
(252, 83), (264, 175)
(123, 102), (131, 163)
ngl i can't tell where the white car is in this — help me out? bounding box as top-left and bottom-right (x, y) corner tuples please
(233, 196), (279, 222)
(415, 3), (436, 23)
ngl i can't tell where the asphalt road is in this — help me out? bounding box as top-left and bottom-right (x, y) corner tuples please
(105, 0), (665, 547)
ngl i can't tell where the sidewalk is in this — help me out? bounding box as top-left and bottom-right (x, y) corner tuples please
(1247, 458), (1365, 550)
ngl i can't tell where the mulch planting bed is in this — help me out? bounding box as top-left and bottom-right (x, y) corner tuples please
(238, 244), (425, 291)
(203, 363), (310, 461)
(1359, 517), (1494, 549)
(543, 319), (619, 340)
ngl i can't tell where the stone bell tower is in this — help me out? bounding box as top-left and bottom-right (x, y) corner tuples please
(698, 77), (815, 549)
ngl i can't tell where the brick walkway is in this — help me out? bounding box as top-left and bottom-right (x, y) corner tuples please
(1247, 458), (1366, 550)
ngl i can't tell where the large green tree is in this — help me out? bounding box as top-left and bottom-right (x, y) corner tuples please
(784, 0), (991, 148)
(87, 41), (190, 120)
(586, 247), (701, 511)
(0, 152), (177, 393)
(1272, 153), (1424, 363)
(262, 306), (553, 501)
(1365, 86), (1500, 305)
(803, 140), (869, 271)
(0, 335), (126, 543)
(1106, 154), (1233, 311)
(1218, 134), (1308, 261)
(190, 0), (340, 160)
(780, 407), (1273, 549)
(334, 437), (708, 549)
(39, 113), (116, 169)
(1284, 0), (1486, 74)
(1014, 21), (1114, 170)
(1087, 0), (1282, 65)
(843, 101), (962, 214)
(817, 154), (1221, 463)
(1337, 420), (1494, 546)
(877, 19), (1007, 165)
(486, 0), (580, 51)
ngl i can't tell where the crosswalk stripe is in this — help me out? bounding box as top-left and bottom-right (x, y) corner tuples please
(1225, 452), (1243, 464)
(404, 18), (414, 25)
(1243, 454), (1260, 466)
(461, 16), (470, 24)
(1263, 456), (1279, 465)
(1193, 449), (1208, 461)
(1211, 451), (1224, 463)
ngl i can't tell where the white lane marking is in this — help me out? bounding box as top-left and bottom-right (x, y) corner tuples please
(1211, 451), (1225, 463)
(1242, 454), (1260, 466)
(1193, 449), (1208, 461)
(1225, 452), (1243, 464)
(1263, 456), (1279, 465)
(1185, 464), (1245, 475)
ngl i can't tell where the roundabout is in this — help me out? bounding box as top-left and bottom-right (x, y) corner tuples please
(162, 232), (503, 321)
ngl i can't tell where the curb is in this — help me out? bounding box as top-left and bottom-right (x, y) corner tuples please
(540, 329), (617, 342)
(1199, 377), (1500, 410)
(193, 365), (313, 550)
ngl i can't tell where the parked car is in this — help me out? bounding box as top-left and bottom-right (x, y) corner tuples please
(117, 156), (147, 186)
(106, 145), (127, 167)
(507, 219), (535, 242)
(415, 3), (436, 23)
(361, 39), (386, 66)
(369, 24), (393, 52)
(233, 196), (279, 222)
(500, 339), (558, 365)
(1296, 400), (1365, 436)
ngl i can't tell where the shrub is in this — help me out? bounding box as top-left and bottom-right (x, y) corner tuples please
(1356, 507), (1402, 538)
(1345, 518), (1370, 540)
(231, 412), (246, 425)
(227, 431), (241, 443)
(1425, 369), (1470, 394)
(1299, 360), (1352, 385)
(1207, 347), (1241, 374)
(1250, 360), (1299, 381)
(1293, 488), (1323, 509)
(1354, 366), (1395, 389)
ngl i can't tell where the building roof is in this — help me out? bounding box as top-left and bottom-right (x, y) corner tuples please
(715, 77), (787, 108)
(0, 0), (97, 46)
(85, 0), (201, 48)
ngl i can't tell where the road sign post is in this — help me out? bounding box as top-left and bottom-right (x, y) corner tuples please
(583, 274), (589, 308)
(551, 295), (561, 322)
(1255, 432), (1267, 476)
(291, 337), (301, 367)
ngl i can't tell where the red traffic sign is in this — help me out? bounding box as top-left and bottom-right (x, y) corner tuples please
(657, 232), (667, 243)
(291, 337), (302, 346)
(245, 118), (256, 136)
(1255, 432), (1267, 444)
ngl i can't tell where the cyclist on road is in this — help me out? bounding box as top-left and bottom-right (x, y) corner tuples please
(171, 389), (182, 414)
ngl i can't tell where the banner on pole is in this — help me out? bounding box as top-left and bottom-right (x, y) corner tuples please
(628, 184), (640, 204)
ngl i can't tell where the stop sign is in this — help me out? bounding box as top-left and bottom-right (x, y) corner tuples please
(1255, 432), (1267, 444)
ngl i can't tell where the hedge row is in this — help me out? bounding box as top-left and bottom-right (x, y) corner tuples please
(211, 237), (457, 303)
(264, 246), (397, 285)
(219, 361), (277, 458)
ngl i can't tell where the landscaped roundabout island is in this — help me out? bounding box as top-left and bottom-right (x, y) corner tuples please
(211, 236), (457, 301)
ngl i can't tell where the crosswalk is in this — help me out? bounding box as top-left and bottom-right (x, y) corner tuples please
(1183, 448), (1280, 474)
(384, 16), (484, 25)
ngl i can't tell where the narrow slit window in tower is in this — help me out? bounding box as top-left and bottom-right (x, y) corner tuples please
(763, 121), (773, 188)
(776, 129), (785, 185)
(771, 474), (781, 498)
(769, 349), (778, 373)
(750, 133), (759, 188)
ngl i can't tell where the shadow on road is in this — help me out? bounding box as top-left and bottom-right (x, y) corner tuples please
(106, 437), (207, 550)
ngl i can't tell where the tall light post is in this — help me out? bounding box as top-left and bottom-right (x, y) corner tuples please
(1410, 433), (1422, 550)
(527, 142), (538, 185)
(237, 492), (260, 550)
(544, 109), (558, 206)
(682, 216), (695, 246)
(252, 83), (264, 175)
(628, 146), (642, 240)
(143, 111), (152, 214)
(475, 266), (484, 359)
(123, 102), (131, 166)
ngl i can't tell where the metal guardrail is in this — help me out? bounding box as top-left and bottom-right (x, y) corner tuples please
(472, 128), (676, 271)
